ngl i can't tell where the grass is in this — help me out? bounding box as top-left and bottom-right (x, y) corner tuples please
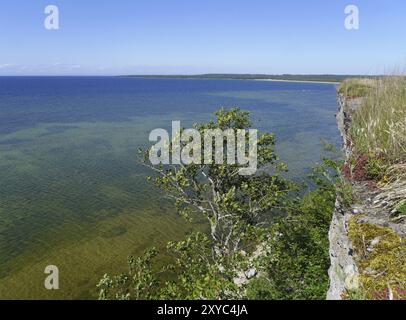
(348, 216), (406, 300)
(349, 76), (406, 163)
(338, 78), (373, 98)
(339, 77), (406, 300)
(343, 76), (406, 218)
(398, 201), (406, 215)
(364, 157), (388, 180)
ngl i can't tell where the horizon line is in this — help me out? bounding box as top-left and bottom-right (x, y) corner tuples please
(0, 73), (379, 77)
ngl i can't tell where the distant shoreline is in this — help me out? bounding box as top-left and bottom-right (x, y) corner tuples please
(123, 76), (341, 84)
(121, 74), (360, 83)
(252, 78), (340, 84)
(0, 75), (350, 84)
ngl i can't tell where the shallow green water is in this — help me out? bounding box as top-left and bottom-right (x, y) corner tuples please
(0, 77), (339, 299)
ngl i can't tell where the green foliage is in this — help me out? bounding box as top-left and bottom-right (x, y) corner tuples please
(160, 232), (241, 299)
(97, 248), (159, 300)
(364, 157), (388, 180)
(313, 157), (355, 208)
(338, 79), (372, 98)
(97, 232), (243, 300)
(397, 201), (406, 215)
(245, 276), (274, 300)
(247, 160), (338, 300)
(140, 108), (292, 258)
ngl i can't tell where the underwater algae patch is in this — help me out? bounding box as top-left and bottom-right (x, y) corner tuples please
(0, 206), (195, 300)
(0, 119), (198, 299)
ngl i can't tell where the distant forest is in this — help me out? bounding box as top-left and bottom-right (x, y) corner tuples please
(121, 74), (374, 83)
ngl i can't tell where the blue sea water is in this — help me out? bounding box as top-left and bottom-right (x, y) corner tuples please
(0, 77), (339, 299)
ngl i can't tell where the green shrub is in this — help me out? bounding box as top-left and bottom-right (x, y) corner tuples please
(247, 184), (336, 300)
(365, 157), (388, 180)
(338, 79), (372, 98)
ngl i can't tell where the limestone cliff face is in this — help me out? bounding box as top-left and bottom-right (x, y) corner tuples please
(326, 95), (360, 300)
(327, 92), (406, 300)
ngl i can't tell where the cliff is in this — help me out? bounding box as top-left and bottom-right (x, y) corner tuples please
(326, 94), (360, 300)
(327, 89), (406, 300)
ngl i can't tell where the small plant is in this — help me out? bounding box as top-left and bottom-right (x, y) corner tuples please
(364, 157), (387, 180)
(338, 178), (356, 208)
(318, 157), (356, 208)
(396, 201), (406, 215)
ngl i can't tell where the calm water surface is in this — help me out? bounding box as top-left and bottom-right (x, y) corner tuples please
(0, 77), (339, 299)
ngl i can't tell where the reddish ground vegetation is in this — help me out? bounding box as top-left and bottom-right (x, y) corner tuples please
(366, 180), (379, 190)
(352, 155), (370, 181)
(343, 155), (375, 182)
(342, 162), (352, 180)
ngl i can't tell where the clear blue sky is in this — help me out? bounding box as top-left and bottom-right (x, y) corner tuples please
(0, 0), (405, 75)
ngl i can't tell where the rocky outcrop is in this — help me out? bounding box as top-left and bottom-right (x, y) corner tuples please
(326, 94), (360, 300)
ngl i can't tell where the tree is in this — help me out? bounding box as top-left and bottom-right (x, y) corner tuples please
(97, 108), (293, 300)
(141, 108), (292, 258)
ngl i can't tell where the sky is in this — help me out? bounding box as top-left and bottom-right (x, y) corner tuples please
(0, 0), (405, 75)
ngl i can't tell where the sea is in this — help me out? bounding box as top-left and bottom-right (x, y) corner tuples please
(0, 77), (340, 299)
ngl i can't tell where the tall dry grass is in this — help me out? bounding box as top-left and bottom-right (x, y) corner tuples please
(348, 76), (406, 220)
(350, 76), (406, 163)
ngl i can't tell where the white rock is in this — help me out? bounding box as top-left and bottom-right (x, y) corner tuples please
(245, 268), (257, 279)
